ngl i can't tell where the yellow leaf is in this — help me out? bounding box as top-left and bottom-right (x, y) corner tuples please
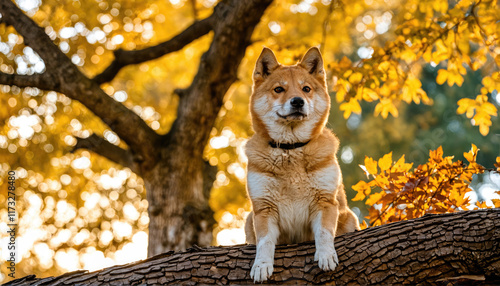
(445, 62), (465, 87)
(429, 146), (444, 162)
(362, 88), (379, 102)
(392, 155), (413, 172)
(349, 72), (363, 84)
(479, 102), (497, 116)
(366, 191), (385, 206)
(432, 39), (449, 63)
(359, 220), (368, 230)
(336, 87), (346, 103)
(364, 156), (378, 175)
(402, 77), (420, 104)
(375, 98), (399, 118)
(339, 56), (352, 67)
(378, 152), (393, 172)
(400, 49), (416, 63)
(343, 70), (353, 78)
(475, 201), (490, 209)
(352, 180), (371, 201)
(339, 98), (362, 119)
(352, 191), (366, 201)
(457, 98), (476, 118)
(492, 199), (500, 208)
(463, 144), (478, 163)
(433, 0), (448, 13)
(479, 124), (489, 136)
(436, 69), (448, 85)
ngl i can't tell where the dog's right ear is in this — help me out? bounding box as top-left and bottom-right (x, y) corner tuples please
(254, 47), (280, 83)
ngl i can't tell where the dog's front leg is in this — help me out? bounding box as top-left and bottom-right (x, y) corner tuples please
(311, 199), (339, 271)
(250, 208), (279, 282)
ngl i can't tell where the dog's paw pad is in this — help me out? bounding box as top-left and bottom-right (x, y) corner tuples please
(314, 249), (338, 271)
(250, 261), (274, 282)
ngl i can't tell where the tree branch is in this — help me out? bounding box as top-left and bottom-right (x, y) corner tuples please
(0, 71), (59, 91)
(92, 14), (216, 84)
(0, 0), (160, 171)
(167, 0), (273, 156)
(6, 209), (500, 285)
(72, 134), (139, 174)
(0, 0), (72, 72)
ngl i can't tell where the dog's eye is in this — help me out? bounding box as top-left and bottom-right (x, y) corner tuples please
(274, 87), (285, 93)
(302, 86), (311, 93)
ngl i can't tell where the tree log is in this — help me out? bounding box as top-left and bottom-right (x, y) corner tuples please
(6, 209), (500, 285)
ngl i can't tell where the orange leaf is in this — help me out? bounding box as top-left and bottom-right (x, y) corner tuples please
(429, 146), (444, 162)
(495, 157), (500, 172)
(463, 144), (478, 163)
(352, 180), (371, 201)
(366, 191), (385, 206)
(359, 220), (368, 230)
(392, 155), (413, 172)
(364, 156), (378, 175)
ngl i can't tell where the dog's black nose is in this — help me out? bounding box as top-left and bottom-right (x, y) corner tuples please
(290, 97), (304, 108)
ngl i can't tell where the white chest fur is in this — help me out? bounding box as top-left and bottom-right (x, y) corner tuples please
(247, 148), (341, 244)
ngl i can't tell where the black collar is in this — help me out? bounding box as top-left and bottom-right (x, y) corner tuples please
(269, 140), (310, 150)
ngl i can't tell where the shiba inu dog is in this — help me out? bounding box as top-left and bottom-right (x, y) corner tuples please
(244, 47), (360, 282)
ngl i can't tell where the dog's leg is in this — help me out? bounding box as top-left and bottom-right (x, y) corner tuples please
(336, 208), (360, 236)
(311, 200), (339, 271)
(250, 208), (279, 282)
(245, 211), (256, 244)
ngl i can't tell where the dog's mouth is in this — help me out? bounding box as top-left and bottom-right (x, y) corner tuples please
(277, 111), (307, 120)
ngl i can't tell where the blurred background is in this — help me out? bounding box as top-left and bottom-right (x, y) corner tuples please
(1, 0), (499, 282)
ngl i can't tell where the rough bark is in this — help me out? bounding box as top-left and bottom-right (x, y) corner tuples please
(5, 209), (500, 285)
(0, 0), (273, 256)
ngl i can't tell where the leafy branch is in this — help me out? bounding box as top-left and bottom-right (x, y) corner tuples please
(354, 144), (500, 227)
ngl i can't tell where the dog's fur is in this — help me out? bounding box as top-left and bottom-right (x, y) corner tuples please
(244, 47), (360, 282)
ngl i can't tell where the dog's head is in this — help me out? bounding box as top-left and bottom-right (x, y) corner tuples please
(250, 47), (330, 144)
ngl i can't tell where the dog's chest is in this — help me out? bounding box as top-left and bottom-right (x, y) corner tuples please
(266, 148), (326, 186)
(266, 149), (325, 243)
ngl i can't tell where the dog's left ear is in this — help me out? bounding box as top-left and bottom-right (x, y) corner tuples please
(299, 47), (325, 84)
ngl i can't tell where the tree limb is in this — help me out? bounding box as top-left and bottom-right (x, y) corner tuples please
(72, 134), (139, 174)
(6, 209), (500, 285)
(92, 14), (216, 84)
(0, 71), (59, 91)
(0, 0), (160, 171)
(166, 0), (273, 156)
(0, 0), (72, 72)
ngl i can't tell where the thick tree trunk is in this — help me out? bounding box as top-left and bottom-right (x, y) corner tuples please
(144, 157), (217, 254)
(142, 0), (273, 256)
(6, 209), (500, 285)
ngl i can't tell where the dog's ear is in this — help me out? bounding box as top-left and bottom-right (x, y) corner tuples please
(299, 47), (325, 83)
(254, 47), (280, 83)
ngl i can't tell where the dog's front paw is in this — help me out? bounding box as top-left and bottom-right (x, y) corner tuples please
(250, 260), (274, 282)
(314, 247), (339, 271)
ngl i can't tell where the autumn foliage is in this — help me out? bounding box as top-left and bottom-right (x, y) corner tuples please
(330, 0), (499, 135)
(353, 145), (500, 227)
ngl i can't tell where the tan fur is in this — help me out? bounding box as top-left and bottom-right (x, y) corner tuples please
(245, 47), (360, 282)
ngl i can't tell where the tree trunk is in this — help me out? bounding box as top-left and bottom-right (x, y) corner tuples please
(6, 209), (500, 285)
(142, 0), (273, 256)
(144, 155), (216, 254)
